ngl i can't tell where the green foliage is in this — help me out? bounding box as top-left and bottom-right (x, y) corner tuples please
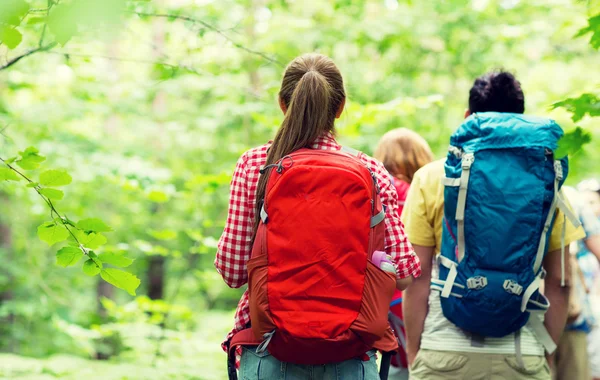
(553, 93), (600, 122)
(56, 247), (84, 267)
(0, 167), (20, 181)
(76, 218), (113, 233)
(39, 169), (73, 187)
(0, 0), (29, 26)
(37, 221), (70, 246)
(98, 252), (134, 268)
(100, 268), (140, 296)
(576, 13), (600, 49)
(39, 188), (64, 200)
(0, 25), (22, 49)
(556, 127), (593, 158)
(17, 147), (46, 170)
(71, 230), (107, 249)
(83, 258), (101, 276)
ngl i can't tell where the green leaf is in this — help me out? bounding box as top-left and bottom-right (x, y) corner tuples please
(76, 218), (112, 233)
(72, 230), (107, 249)
(5, 157), (17, 164)
(27, 16), (46, 25)
(26, 182), (38, 188)
(555, 127), (593, 158)
(0, 26), (22, 50)
(576, 14), (600, 49)
(100, 268), (140, 296)
(148, 190), (169, 203)
(83, 259), (101, 276)
(48, 2), (78, 45)
(149, 229), (177, 240)
(39, 169), (72, 187)
(39, 188), (64, 200)
(17, 146), (46, 170)
(0, 0), (30, 26)
(99, 252), (134, 268)
(0, 167), (20, 181)
(56, 247), (83, 267)
(48, 0), (125, 45)
(37, 222), (69, 246)
(552, 93), (600, 122)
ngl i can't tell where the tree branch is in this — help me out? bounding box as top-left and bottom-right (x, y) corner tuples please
(45, 50), (263, 98)
(0, 156), (87, 256)
(132, 12), (283, 67)
(0, 43), (57, 71)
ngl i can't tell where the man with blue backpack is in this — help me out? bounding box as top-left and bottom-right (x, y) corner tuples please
(402, 71), (585, 380)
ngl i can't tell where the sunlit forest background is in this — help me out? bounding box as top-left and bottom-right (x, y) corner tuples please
(0, 0), (599, 379)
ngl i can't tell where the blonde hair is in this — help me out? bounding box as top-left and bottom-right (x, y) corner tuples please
(374, 128), (434, 184)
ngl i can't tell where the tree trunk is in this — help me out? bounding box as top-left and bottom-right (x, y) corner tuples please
(147, 256), (165, 300)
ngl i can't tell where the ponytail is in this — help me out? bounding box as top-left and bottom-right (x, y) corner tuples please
(252, 54), (345, 238)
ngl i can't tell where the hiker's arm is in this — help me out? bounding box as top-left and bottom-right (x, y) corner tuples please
(215, 155), (252, 288)
(396, 276), (413, 290)
(580, 203), (600, 262)
(403, 244), (433, 365)
(586, 235), (600, 262)
(373, 162), (422, 283)
(543, 246), (571, 364)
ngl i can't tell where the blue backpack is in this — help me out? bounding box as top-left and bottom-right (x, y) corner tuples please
(437, 112), (580, 354)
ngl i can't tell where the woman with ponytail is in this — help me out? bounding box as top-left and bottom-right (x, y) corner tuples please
(215, 54), (421, 379)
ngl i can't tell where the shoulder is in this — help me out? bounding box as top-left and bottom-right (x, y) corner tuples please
(413, 159), (444, 189)
(238, 143), (270, 170)
(358, 152), (393, 184)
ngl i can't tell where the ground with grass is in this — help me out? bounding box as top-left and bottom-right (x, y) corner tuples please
(0, 311), (233, 380)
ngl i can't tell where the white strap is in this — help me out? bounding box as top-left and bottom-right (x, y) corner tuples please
(340, 145), (360, 157)
(448, 145), (463, 158)
(431, 278), (465, 289)
(557, 195), (582, 229)
(439, 255), (458, 269)
(455, 153), (474, 262)
(533, 176), (559, 273)
(561, 214), (566, 287)
(260, 204), (268, 224)
(521, 272), (543, 312)
(443, 177), (461, 187)
(430, 284), (464, 298)
(441, 264), (458, 298)
(515, 330), (525, 369)
(526, 311), (557, 354)
(256, 330), (275, 354)
(555, 192), (580, 287)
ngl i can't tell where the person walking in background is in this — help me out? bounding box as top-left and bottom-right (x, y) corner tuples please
(554, 185), (600, 380)
(402, 70), (585, 380)
(577, 179), (600, 380)
(215, 53), (421, 380)
(374, 128), (434, 380)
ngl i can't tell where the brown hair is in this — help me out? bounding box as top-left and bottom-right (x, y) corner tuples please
(373, 128), (434, 184)
(253, 54), (346, 234)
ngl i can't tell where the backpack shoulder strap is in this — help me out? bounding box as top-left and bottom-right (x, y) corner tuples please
(340, 145), (361, 157)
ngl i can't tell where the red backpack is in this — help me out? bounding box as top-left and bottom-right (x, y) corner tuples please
(240, 147), (398, 364)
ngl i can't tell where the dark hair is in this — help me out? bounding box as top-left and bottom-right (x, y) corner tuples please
(468, 70), (525, 114)
(253, 54), (345, 237)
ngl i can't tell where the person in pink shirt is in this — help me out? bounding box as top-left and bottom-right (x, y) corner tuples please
(374, 128), (434, 380)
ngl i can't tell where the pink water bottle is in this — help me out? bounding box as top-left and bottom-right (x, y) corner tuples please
(372, 250), (397, 276)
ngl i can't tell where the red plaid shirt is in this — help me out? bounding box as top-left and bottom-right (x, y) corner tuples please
(215, 132), (421, 355)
